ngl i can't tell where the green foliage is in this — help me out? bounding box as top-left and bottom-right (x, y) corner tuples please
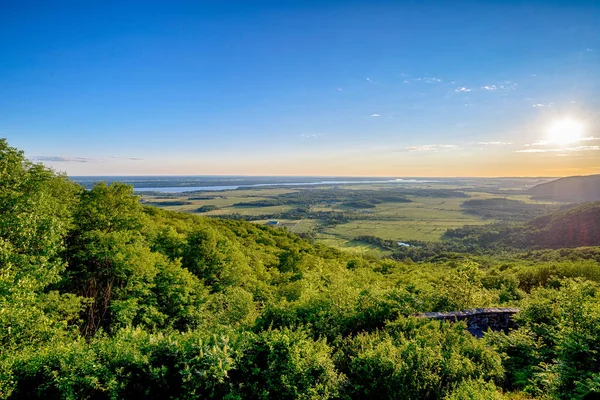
(0, 140), (82, 352)
(433, 261), (495, 311)
(445, 202), (600, 251)
(4, 328), (235, 399)
(3, 137), (600, 398)
(196, 204), (219, 212)
(489, 279), (600, 399)
(338, 320), (504, 399)
(444, 379), (507, 400)
(181, 227), (251, 292)
(234, 328), (343, 399)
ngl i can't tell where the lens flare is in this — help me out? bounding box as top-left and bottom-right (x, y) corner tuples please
(547, 118), (584, 145)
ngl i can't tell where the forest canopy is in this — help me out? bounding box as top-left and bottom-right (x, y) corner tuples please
(1, 138), (600, 399)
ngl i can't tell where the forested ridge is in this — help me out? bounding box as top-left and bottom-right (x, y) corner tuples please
(528, 174), (600, 203)
(2, 138), (600, 399)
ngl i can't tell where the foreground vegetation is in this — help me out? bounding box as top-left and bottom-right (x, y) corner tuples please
(2, 139), (600, 399)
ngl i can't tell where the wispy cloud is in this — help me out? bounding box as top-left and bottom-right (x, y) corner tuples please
(481, 85), (498, 91)
(455, 87), (471, 93)
(31, 156), (95, 163)
(516, 146), (600, 153)
(404, 76), (442, 84)
(31, 155), (143, 163)
(110, 156), (144, 160)
(480, 82), (517, 92)
(370, 113), (381, 117)
(407, 144), (457, 151)
(470, 141), (513, 146)
(300, 134), (321, 139)
(525, 137), (598, 147)
(532, 102), (554, 108)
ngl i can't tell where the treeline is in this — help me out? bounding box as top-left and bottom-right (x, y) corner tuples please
(141, 200), (193, 206)
(196, 204), (219, 212)
(232, 189), (413, 209)
(2, 138), (600, 399)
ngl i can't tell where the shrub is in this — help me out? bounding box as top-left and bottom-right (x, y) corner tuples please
(233, 328), (343, 399)
(339, 319), (504, 399)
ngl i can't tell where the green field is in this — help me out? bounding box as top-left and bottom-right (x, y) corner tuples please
(140, 182), (557, 253)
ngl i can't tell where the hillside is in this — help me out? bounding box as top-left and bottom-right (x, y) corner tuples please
(443, 201), (600, 252)
(3, 138), (600, 399)
(529, 201), (600, 248)
(527, 174), (600, 202)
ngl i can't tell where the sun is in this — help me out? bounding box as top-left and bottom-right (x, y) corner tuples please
(547, 118), (584, 145)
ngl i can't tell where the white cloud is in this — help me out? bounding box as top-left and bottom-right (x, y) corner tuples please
(110, 156), (144, 160)
(31, 155), (144, 163)
(532, 102), (554, 108)
(370, 113), (381, 117)
(455, 87), (471, 93)
(31, 156), (94, 163)
(481, 85), (498, 91)
(337, 87), (343, 92)
(516, 146), (600, 153)
(526, 136), (597, 147)
(470, 141), (513, 146)
(407, 144), (457, 151)
(404, 77), (442, 84)
(479, 82), (517, 92)
(516, 149), (548, 153)
(300, 134), (320, 138)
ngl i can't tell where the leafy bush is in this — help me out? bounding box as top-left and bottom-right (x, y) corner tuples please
(233, 328), (343, 399)
(444, 379), (506, 400)
(338, 319), (504, 399)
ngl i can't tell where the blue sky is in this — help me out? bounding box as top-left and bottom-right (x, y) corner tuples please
(1, 0), (599, 176)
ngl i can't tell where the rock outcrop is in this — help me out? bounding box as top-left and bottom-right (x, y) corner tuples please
(415, 307), (520, 337)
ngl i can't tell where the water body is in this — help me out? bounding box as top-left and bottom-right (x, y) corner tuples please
(71, 176), (436, 193)
(132, 179), (434, 193)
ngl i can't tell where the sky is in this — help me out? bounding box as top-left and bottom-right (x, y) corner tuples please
(1, 0), (599, 177)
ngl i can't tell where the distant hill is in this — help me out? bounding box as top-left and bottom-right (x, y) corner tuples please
(528, 174), (600, 203)
(528, 201), (600, 248)
(444, 201), (600, 250)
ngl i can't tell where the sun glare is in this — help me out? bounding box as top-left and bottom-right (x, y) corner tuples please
(547, 118), (584, 145)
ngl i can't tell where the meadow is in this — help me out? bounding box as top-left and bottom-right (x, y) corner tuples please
(140, 181), (557, 255)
